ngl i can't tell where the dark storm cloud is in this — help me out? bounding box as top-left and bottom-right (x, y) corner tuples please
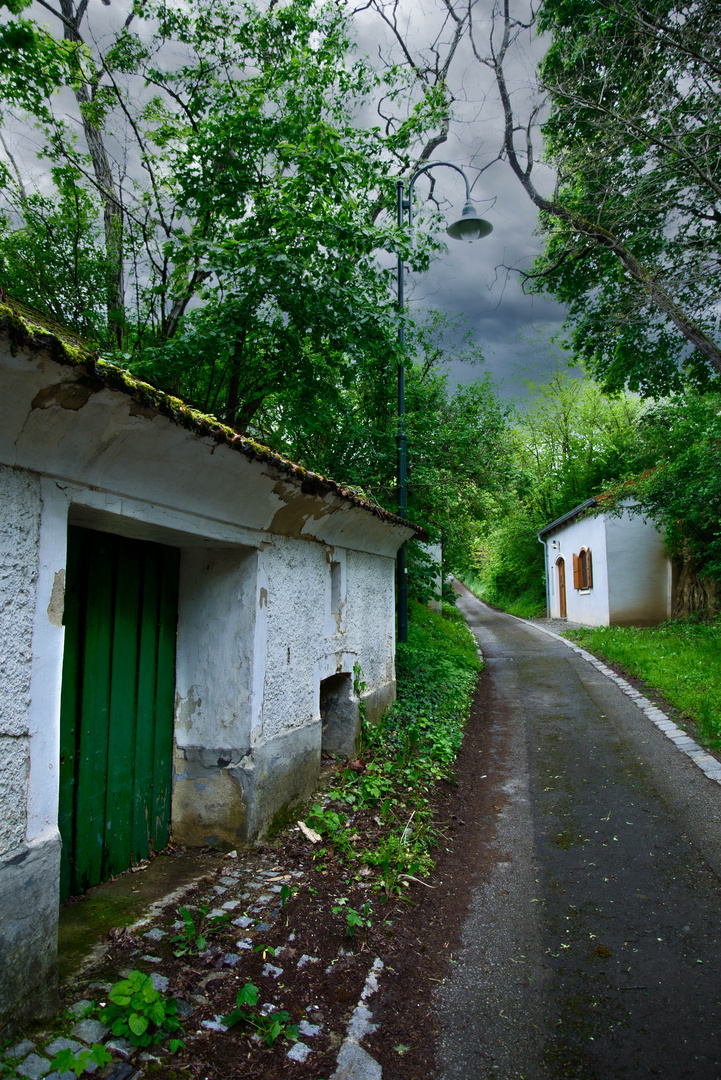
(353, 1), (576, 404)
(403, 156), (573, 400)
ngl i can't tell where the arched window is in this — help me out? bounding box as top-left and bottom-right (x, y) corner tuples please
(573, 548), (593, 590)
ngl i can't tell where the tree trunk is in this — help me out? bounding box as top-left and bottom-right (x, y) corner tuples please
(224, 328), (247, 428)
(673, 559), (720, 619)
(60, 0), (125, 348)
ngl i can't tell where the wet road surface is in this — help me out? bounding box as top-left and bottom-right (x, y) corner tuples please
(436, 587), (721, 1080)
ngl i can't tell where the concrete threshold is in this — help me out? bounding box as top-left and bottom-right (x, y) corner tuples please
(58, 850), (221, 983)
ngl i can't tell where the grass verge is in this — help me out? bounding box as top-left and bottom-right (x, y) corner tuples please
(304, 600), (481, 895)
(564, 618), (721, 750)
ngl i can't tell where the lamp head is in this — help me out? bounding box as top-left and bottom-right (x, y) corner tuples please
(446, 199), (493, 242)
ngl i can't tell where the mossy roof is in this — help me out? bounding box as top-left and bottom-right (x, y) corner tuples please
(0, 295), (425, 538)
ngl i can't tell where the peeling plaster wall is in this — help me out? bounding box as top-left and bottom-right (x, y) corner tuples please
(259, 540), (396, 737)
(170, 537), (398, 845)
(174, 548), (257, 747)
(0, 464), (40, 855)
(344, 548), (396, 702)
(172, 547), (258, 847)
(258, 538), (396, 740)
(260, 537), (329, 741)
(191, 538), (398, 841)
(0, 466), (62, 1033)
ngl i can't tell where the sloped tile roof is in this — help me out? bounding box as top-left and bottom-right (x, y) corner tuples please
(0, 295), (425, 539)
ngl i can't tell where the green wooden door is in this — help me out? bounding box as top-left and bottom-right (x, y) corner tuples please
(59, 526), (179, 901)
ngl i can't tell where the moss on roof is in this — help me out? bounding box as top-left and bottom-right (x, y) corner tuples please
(0, 296), (425, 537)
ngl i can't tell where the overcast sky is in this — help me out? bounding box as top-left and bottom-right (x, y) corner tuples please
(354, 1), (575, 403)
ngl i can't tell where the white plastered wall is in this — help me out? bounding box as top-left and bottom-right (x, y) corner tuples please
(0, 464), (43, 855)
(3, 464), (402, 853)
(606, 507), (671, 625)
(0, 339), (415, 1029)
(174, 547), (258, 749)
(258, 538), (396, 742)
(547, 513), (610, 625)
(0, 466), (65, 1027)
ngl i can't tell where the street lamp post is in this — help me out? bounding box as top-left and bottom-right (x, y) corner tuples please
(395, 162), (492, 643)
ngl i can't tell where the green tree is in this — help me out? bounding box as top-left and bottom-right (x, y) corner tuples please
(609, 393), (721, 586)
(471, 371), (642, 612)
(512, 371), (643, 525)
(364, 0), (721, 396)
(528, 0), (721, 396)
(0, 0), (446, 429)
(243, 309), (512, 580)
(0, 165), (108, 338)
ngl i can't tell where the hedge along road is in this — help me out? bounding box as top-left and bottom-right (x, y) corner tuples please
(436, 585), (721, 1080)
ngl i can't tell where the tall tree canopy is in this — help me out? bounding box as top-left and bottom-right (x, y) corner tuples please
(362, 0), (721, 396)
(531, 0), (721, 396)
(607, 392), (721, 586)
(471, 371), (642, 613)
(0, 0), (448, 430)
(0, 1), (513, 577)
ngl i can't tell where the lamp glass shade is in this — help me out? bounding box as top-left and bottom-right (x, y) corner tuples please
(446, 200), (493, 242)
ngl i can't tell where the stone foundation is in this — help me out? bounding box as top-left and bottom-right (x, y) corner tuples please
(172, 723), (322, 847)
(0, 830), (61, 1037)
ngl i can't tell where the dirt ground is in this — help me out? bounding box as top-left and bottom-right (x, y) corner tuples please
(53, 675), (500, 1080)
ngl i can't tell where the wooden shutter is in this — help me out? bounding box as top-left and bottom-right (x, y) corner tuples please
(586, 549), (593, 589)
(573, 553), (581, 589)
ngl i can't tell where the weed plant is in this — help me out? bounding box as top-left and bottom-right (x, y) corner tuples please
(565, 617), (721, 748)
(99, 970), (185, 1050)
(223, 983), (299, 1046)
(171, 903), (228, 956)
(305, 601), (481, 896)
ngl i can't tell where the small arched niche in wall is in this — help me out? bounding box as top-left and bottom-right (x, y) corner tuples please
(320, 672), (359, 759)
(324, 549), (347, 636)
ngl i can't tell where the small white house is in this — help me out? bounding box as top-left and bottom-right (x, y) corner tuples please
(538, 497), (674, 626)
(0, 298), (421, 1031)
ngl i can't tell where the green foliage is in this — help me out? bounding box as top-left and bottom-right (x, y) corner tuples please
(331, 897), (372, 937)
(464, 510), (547, 616)
(171, 904), (208, 955)
(99, 971), (184, 1049)
(171, 903), (228, 956)
(305, 602), (479, 896)
(533, 0), (721, 396)
(279, 882), (296, 908)
(248, 311), (511, 580)
(461, 563), (546, 619)
(1, 0), (441, 415)
(469, 370), (642, 614)
(565, 618), (721, 750)
(407, 542), (443, 607)
(49, 1045), (111, 1078)
(605, 392), (721, 585)
(0, 1), (511, 566)
(0, 168), (108, 340)
(398, 330), (512, 575)
(223, 982), (299, 1046)
(0, 17), (77, 118)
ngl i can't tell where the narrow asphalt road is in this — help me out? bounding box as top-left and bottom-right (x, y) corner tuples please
(436, 586), (721, 1080)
